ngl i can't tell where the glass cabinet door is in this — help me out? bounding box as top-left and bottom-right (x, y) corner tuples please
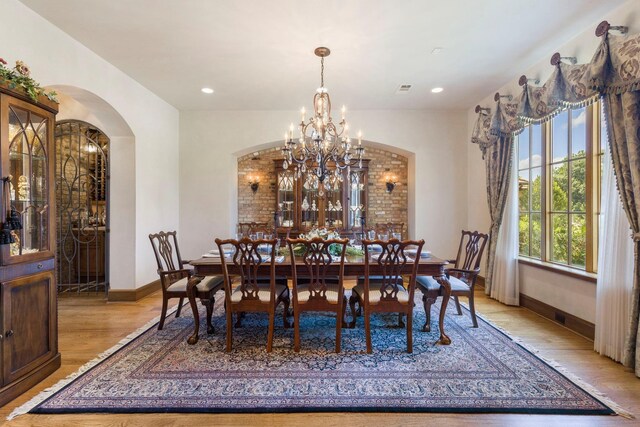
(347, 170), (366, 230)
(301, 173), (319, 229)
(323, 177), (343, 228)
(276, 169), (295, 228)
(7, 104), (50, 257)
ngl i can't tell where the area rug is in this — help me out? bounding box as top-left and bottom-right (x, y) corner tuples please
(9, 299), (626, 417)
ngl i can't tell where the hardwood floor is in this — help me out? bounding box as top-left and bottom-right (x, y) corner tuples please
(1, 286), (639, 427)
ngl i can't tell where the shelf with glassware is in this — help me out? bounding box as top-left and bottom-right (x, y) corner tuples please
(274, 159), (368, 236)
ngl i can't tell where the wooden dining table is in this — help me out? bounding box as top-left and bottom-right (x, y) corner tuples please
(187, 254), (453, 346)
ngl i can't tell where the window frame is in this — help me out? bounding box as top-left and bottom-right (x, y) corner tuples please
(517, 103), (601, 274)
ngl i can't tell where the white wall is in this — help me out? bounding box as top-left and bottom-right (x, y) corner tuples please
(179, 110), (468, 261)
(0, 0), (180, 289)
(466, 0), (640, 323)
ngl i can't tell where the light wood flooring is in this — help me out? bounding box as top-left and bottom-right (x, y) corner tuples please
(1, 286), (639, 427)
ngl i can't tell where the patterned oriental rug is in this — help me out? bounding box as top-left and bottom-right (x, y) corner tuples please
(9, 301), (625, 418)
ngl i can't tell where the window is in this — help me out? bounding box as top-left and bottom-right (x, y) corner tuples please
(517, 103), (604, 273)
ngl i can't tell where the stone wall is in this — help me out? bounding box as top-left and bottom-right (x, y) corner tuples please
(237, 145), (408, 233)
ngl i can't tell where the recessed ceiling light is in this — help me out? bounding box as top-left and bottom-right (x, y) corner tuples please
(201, 87), (214, 94)
(431, 47), (444, 55)
(431, 87), (444, 93)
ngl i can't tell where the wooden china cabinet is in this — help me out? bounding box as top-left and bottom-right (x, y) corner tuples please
(275, 159), (369, 235)
(0, 84), (59, 407)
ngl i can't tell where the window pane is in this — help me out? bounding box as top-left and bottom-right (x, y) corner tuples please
(519, 214), (530, 256)
(553, 111), (569, 162)
(551, 214), (569, 263)
(531, 126), (542, 167)
(571, 158), (586, 212)
(551, 163), (568, 211)
(571, 108), (586, 158)
(518, 130), (529, 170)
(518, 170), (529, 212)
(531, 167), (542, 211)
(571, 213), (586, 268)
(531, 213), (542, 259)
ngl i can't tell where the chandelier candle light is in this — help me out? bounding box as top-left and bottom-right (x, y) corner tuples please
(282, 47), (364, 195)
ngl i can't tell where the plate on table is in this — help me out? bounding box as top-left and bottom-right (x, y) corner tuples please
(405, 248), (431, 258)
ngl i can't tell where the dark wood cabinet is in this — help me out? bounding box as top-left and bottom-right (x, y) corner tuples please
(275, 159), (368, 235)
(0, 83), (59, 407)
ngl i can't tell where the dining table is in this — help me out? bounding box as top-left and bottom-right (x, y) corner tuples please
(187, 254), (453, 346)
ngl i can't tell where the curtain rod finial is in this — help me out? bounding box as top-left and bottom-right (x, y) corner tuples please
(596, 20), (628, 37)
(551, 52), (576, 66)
(519, 75), (540, 86)
(494, 92), (513, 102)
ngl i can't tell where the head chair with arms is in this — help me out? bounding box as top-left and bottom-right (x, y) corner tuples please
(149, 231), (223, 333)
(416, 230), (488, 332)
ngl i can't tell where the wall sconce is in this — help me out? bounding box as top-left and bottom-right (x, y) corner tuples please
(248, 176), (260, 193)
(385, 175), (397, 193)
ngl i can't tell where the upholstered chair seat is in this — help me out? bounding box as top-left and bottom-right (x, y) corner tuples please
(168, 276), (224, 293)
(230, 282), (288, 303)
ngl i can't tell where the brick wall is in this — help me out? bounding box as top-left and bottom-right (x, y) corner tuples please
(237, 146), (408, 233)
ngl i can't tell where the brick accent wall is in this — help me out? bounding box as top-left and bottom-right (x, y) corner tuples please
(237, 146), (408, 233)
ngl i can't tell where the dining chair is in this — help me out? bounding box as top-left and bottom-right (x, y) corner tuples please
(349, 238), (424, 353)
(375, 222), (405, 239)
(287, 237), (349, 353)
(149, 231), (223, 333)
(237, 222), (269, 237)
(215, 237), (290, 352)
(416, 230), (488, 331)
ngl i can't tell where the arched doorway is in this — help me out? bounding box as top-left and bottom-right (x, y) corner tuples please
(54, 120), (109, 295)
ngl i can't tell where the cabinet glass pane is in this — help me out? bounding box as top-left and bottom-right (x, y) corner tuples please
(8, 105), (49, 256)
(324, 177), (343, 228)
(301, 173), (319, 229)
(348, 171), (365, 229)
(277, 169), (295, 227)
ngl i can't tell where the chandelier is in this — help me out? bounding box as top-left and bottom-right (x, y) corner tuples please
(282, 47), (364, 191)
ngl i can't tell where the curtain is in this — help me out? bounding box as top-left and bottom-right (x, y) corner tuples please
(483, 134), (514, 295)
(490, 145), (519, 305)
(470, 22), (640, 373)
(604, 90), (640, 375)
(595, 135), (634, 361)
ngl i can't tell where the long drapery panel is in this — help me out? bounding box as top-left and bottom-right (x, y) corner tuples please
(471, 21), (640, 374)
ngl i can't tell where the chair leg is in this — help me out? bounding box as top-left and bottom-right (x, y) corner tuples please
(282, 293), (291, 328)
(398, 312), (405, 328)
(294, 306), (301, 352)
(205, 297), (215, 334)
(341, 297), (349, 328)
(469, 292), (479, 328)
(454, 296), (463, 315)
(407, 310), (413, 353)
(349, 294), (358, 328)
(267, 308), (275, 353)
(175, 297), (184, 318)
(422, 294), (436, 332)
(365, 309), (372, 354)
(336, 298), (345, 353)
(158, 297), (168, 330)
(225, 308), (233, 352)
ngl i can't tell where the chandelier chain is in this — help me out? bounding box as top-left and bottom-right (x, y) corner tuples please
(320, 57), (324, 88)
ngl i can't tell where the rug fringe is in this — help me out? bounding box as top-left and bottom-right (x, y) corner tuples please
(460, 302), (635, 419)
(6, 305), (179, 421)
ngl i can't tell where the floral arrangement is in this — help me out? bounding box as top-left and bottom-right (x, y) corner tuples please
(290, 227), (364, 257)
(0, 58), (58, 103)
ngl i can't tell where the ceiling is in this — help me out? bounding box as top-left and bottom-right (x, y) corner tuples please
(21, 0), (626, 111)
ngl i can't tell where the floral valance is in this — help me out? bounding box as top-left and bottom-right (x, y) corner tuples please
(472, 20), (640, 149)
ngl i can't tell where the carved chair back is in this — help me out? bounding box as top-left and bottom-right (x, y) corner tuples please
(287, 237), (348, 302)
(149, 231), (186, 290)
(237, 222), (270, 237)
(215, 238), (277, 305)
(453, 230), (489, 271)
(362, 239), (424, 305)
